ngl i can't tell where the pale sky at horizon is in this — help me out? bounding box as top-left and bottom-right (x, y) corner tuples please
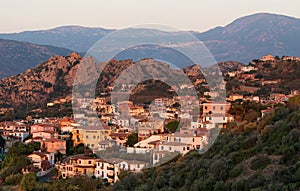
(1, 0), (300, 33)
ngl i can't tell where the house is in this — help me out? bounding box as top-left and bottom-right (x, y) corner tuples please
(59, 118), (80, 133)
(138, 128), (152, 142)
(202, 102), (231, 115)
(116, 159), (148, 173)
(167, 132), (204, 150)
(32, 131), (53, 139)
(134, 135), (165, 149)
(202, 113), (234, 125)
(94, 159), (119, 183)
(269, 93), (288, 103)
(228, 94), (244, 101)
(261, 108), (274, 118)
(260, 55), (275, 62)
(25, 137), (44, 145)
(56, 156), (99, 179)
(241, 66), (257, 72)
(0, 122), (28, 139)
(72, 126), (113, 151)
(98, 140), (117, 151)
(152, 151), (169, 165)
(117, 119), (130, 127)
(44, 138), (66, 154)
(7, 131), (29, 142)
(0, 121), (27, 132)
(261, 79), (281, 86)
(109, 132), (128, 147)
(27, 152), (55, 171)
(159, 141), (192, 155)
(30, 124), (55, 134)
(282, 56), (300, 61)
(129, 106), (145, 116)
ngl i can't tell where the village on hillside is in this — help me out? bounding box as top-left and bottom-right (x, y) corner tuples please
(0, 55), (299, 184)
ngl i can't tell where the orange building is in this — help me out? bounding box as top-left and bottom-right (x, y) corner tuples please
(202, 102), (231, 115)
(30, 124), (56, 134)
(44, 138), (66, 154)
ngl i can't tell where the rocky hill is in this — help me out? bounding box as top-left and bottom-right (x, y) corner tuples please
(0, 53), (299, 119)
(0, 38), (73, 78)
(0, 52), (81, 108)
(226, 56), (300, 97)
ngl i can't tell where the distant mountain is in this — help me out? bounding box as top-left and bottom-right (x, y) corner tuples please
(196, 13), (300, 63)
(1, 13), (300, 63)
(0, 38), (73, 78)
(0, 26), (113, 53)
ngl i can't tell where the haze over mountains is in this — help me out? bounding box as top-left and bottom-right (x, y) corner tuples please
(196, 13), (300, 62)
(0, 13), (300, 78)
(0, 39), (73, 78)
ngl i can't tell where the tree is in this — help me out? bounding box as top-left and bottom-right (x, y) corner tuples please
(0, 135), (5, 153)
(166, 120), (180, 133)
(20, 173), (37, 191)
(125, 133), (138, 147)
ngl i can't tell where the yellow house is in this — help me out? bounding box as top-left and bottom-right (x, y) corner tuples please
(56, 156), (99, 178)
(72, 126), (113, 151)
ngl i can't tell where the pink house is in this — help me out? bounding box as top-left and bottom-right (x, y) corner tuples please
(32, 131), (52, 139)
(44, 138), (66, 154)
(30, 124), (56, 134)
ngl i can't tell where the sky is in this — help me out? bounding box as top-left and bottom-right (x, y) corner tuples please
(1, 0), (300, 33)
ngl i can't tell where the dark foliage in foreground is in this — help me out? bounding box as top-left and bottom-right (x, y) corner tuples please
(110, 97), (300, 191)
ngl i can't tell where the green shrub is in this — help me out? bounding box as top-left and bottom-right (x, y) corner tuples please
(245, 173), (265, 189)
(4, 173), (23, 185)
(272, 168), (292, 184)
(250, 155), (271, 170)
(231, 179), (245, 191)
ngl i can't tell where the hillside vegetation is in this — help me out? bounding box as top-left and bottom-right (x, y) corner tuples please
(110, 97), (300, 191)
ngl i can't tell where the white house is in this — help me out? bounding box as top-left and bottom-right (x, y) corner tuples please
(94, 159), (119, 183)
(117, 160), (148, 172)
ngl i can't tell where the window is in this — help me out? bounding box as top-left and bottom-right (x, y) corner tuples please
(86, 135), (89, 139)
(220, 106), (224, 110)
(88, 161), (91, 164)
(204, 106), (207, 110)
(93, 136), (96, 139)
(213, 106), (216, 110)
(161, 146), (164, 150)
(187, 147), (190, 150)
(169, 147), (171, 151)
(91, 144), (94, 147)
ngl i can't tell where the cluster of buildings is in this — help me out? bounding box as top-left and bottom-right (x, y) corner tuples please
(0, 93), (236, 183)
(53, 96), (234, 182)
(6, 54), (300, 182)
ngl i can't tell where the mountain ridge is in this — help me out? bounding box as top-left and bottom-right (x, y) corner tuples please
(1, 13), (300, 64)
(0, 38), (74, 79)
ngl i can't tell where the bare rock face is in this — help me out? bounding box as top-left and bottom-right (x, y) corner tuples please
(0, 52), (82, 107)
